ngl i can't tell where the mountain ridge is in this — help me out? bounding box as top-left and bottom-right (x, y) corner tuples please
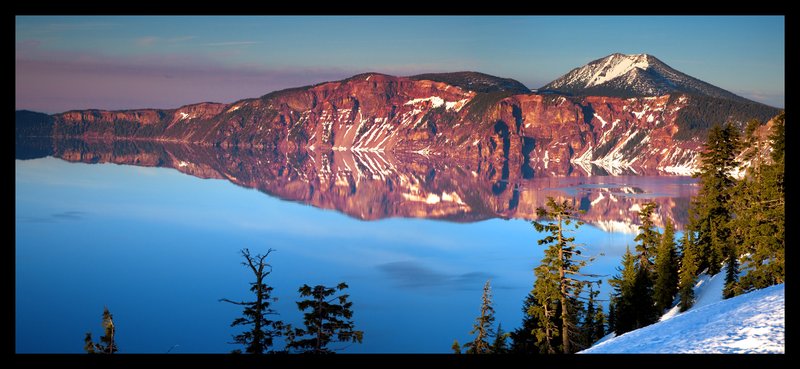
(541, 53), (770, 106)
(16, 55), (782, 178)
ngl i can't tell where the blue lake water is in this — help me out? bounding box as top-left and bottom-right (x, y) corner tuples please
(15, 155), (695, 353)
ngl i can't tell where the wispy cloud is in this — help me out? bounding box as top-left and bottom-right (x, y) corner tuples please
(135, 36), (159, 47)
(203, 41), (261, 47)
(377, 260), (496, 290)
(18, 210), (87, 223)
(135, 35), (197, 47)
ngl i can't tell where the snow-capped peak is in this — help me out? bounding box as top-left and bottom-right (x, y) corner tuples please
(541, 53), (755, 104)
(584, 53), (651, 88)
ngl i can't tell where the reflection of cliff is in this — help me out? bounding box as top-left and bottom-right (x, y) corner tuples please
(18, 138), (696, 231)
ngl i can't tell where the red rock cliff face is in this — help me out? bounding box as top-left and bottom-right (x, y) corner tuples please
(48, 73), (704, 176)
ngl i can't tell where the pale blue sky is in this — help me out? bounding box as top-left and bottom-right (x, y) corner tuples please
(16, 16), (784, 113)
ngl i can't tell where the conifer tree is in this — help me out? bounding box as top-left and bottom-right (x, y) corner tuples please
(464, 280), (496, 354)
(678, 231), (699, 312)
(530, 197), (600, 354)
(452, 340), (461, 354)
(736, 112), (784, 292)
(654, 218), (679, 313)
(286, 283), (363, 354)
(491, 324), (509, 354)
(688, 123), (740, 275)
(582, 282), (605, 346)
(84, 307), (118, 354)
(609, 246), (637, 335)
(593, 304), (606, 343)
(220, 248), (284, 354)
(509, 291), (541, 354)
(606, 299), (616, 335)
(634, 202), (661, 272)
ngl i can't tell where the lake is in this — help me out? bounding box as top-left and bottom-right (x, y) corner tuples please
(15, 139), (698, 353)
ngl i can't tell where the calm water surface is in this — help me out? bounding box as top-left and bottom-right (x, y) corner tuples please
(15, 153), (696, 353)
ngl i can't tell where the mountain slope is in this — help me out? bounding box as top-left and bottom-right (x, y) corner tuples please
(16, 64), (782, 177)
(542, 53), (761, 104)
(409, 71), (531, 94)
(581, 277), (785, 354)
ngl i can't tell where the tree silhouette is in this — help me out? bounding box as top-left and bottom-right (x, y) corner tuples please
(220, 248), (284, 354)
(84, 307), (117, 354)
(286, 283), (363, 354)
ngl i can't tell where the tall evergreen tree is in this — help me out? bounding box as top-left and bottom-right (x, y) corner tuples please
(678, 231), (699, 312)
(491, 324), (509, 354)
(629, 202), (659, 327)
(654, 218), (679, 313)
(84, 307), (118, 354)
(688, 123), (740, 275)
(634, 202), (661, 273)
(606, 299), (616, 335)
(736, 112), (784, 292)
(530, 197), (600, 354)
(593, 304), (606, 343)
(582, 282), (605, 346)
(609, 246), (637, 335)
(220, 248), (284, 354)
(286, 283), (363, 354)
(509, 291), (541, 354)
(463, 280), (496, 354)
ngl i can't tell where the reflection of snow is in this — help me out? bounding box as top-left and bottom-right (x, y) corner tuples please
(591, 220), (640, 234)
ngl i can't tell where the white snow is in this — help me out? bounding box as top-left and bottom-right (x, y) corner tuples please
(581, 269), (784, 354)
(179, 112), (189, 120)
(593, 113), (608, 128)
(404, 96), (445, 109)
(585, 54), (651, 88)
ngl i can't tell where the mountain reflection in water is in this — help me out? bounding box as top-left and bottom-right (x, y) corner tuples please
(16, 138), (697, 232)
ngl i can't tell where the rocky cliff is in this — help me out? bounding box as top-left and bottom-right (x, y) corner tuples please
(17, 72), (758, 178)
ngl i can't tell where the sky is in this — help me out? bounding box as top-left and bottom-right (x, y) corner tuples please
(16, 16), (784, 113)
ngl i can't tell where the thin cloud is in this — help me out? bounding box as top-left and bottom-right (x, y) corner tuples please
(203, 41), (261, 47)
(377, 260), (495, 290)
(136, 36), (159, 47)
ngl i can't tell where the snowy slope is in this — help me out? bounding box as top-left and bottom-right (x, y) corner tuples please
(542, 53), (752, 104)
(580, 276), (785, 354)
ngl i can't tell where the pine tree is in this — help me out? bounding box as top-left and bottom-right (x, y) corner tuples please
(593, 304), (606, 343)
(633, 202), (661, 273)
(678, 231), (699, 312)
(452, 340), (461, 354)
(606, 299), (616, 335)
(464, 280), (496, 354)
(582, 282), (605, 346)
(688, 123), (740, 275)
(736, 112), (784, 292)
(286, 283), (363, 354)
(84, 307), (118, 354)
(220, 248), (284, 354)
(491, 324), (509, 354)
(631, 262), (658, 328)
(609, 246), (637, 335)
(629, 202), (659, 328)
(654, 218), (679, 313)
(530, 197), (600, 354)
(509, 291), (541, 354)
